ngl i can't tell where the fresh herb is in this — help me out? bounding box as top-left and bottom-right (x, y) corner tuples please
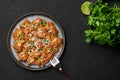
(31, 22), (34, 27)
(18, 34), (22, 39)
(39, 48), (43, 51)
(43, 38), (47, 43)
(50, 48), (56, 52)
(26, 48), (29, 52)
(41, 20), (46, 26)
(83, 0), (120, 46)
(30, 34), (33, 38)
(17, 50), (21, 54)
(24, 39), (27, 42)
(34, 28), (39, 30)
(23, 23), (27, 27)
(30, 41), (34, 46)
(53, 33), (57, 37)
(38, 56), (41, 61)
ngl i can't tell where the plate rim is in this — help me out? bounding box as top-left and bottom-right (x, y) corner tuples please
(7, 12), (65, 71)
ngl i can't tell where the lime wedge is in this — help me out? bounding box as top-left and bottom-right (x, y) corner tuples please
(81, 1), (92, 15)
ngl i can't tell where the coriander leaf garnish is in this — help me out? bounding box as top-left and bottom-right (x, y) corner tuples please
(18, 34), (22, 39)
(53, 33), (57, 37)
(17, 50), (21, 54)
(26, 48), (29, 52)
(41, 20), (46, 26)
(39, 48), (43, 51)
(43, 38), (47, 43)
(31, 22), (34, 27)
(30, 34), (33, 38)
(50, 48), (56, 52)
(30, 41), (34, 46)
(23, 23), (27, 27)
(34, 28), (39, 30)
(38, 56), (41, 61)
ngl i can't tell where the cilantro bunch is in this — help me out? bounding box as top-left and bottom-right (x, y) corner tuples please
(85, 0), (120, 46)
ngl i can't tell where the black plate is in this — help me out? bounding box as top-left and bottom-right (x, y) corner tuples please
(7, 12), (65, 71)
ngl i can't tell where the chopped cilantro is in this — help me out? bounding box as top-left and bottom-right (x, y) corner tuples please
(40, 48), (43, 51)
(38, 56), (41, 61)
(18, 34), (22, 39)
(51, 48), (56, 52)
(34, 28), (39, 30)
(41, 20), (46, 26)
(53, 33), (57, 37)
(30, 41), (34, 46)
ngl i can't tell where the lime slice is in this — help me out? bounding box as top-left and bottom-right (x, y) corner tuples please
(81, 1), (92, 15)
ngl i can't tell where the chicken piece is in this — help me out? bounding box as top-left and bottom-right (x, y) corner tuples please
(24, 34), (29, 42)
(41, 58), (48, 66)
(33, 30), (39, 38)
(50, 38), (62, 47)
(45, 47), (52, 53)
(27, 56), (35, 65)
(13, 28), (23, 40)
(45, 22), (50, 29)
(33, 60), (41, 66)
(47, 53), (54, 59)
(33, 52), (41, 58)
(23, 27), (30, 35)
(29, 52), (35, 57)
(54, 47), (59, 53)
(13, 40), (25, 50)
(20, 19), (31, 28)
(18, 51), (28, 61)
(41, 51), (47, 58)
(38, 42), (43, 48)
(46, 34), (51, 41)
(32, 18), (42, 27)
(27, 52), (41, 65)
(38, 31), (47, 38)
(45, 22), (57, 32)
(36, 18), (42, 25)
(49, 22), (58, 33)
(56, 38), (62, 44)
(23, 42), (30, 49)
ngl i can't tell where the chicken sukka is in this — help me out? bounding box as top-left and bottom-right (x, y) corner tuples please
(13, 18), (63, 66)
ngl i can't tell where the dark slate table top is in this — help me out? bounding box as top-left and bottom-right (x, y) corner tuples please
(0, 0), (120, 80)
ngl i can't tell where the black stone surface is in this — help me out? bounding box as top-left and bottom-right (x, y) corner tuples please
(0, 0), (120, 80)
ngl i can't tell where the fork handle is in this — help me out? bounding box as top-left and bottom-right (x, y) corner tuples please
(55, 63), (70, 80)
(58, 67), (70, 80)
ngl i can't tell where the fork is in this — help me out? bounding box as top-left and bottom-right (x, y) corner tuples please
(50, 57), (70, 80)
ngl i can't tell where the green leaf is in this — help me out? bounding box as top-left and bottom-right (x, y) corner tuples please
(111, 29), (116, 34)
(18, 34), (22, 39)
(23, 23), (27, 27)
(43, 39), (47, 43)
(38, 56), (41, 61)
(85, 37), (92, 43)
(34, 28), (39, 30)
(30, 41), (34, 46)
(39, 48), (43, 51)
(17, 50), (21, 54)
(31, 22), (34, 27)
(26, 48), (29, 52)
(30, 34), (33, 38)
(50, 48), (56, 52)
(41, 20), (46, 26)
(53, 33), (57, 37)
